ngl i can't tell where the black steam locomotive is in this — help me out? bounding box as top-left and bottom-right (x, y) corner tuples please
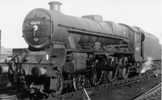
(1, 1), (161, 99)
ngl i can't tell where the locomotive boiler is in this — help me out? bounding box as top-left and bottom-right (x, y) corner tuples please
(3, 1), (161, 99)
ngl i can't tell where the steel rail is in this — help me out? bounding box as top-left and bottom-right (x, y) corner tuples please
(134, 82), (161, 100)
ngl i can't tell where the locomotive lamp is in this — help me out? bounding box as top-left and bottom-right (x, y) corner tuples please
(46, 54), (49, 60)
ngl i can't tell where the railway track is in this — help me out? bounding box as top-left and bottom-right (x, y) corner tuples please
(54, 70), (160, 99)
(134, 82), (161, 100)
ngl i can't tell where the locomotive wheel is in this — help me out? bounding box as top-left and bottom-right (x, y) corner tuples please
(73, 75), (89, 90)
(90, 70), (104, 86)
(107, 69), (117, 82)
(121, 67), (129, 79)
(50, 70), (63, 96)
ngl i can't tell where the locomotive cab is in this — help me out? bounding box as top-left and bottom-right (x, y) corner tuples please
(133, 27), (145, 62)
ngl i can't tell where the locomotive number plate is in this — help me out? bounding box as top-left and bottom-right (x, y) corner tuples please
(30, 21), (41, 25)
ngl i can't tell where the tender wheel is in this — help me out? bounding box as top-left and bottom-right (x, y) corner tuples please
(50, 70), (63, 96)
(90, 70), (104, 86)
(121, 67), (129, 79)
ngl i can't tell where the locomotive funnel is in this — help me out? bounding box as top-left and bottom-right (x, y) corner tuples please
(48, 1), (62, 12)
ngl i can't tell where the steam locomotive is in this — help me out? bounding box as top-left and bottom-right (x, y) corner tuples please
(1, 1), (161, 99)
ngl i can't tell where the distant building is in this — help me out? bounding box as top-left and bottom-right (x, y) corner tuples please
(0, 47), (12, 62)
(0, 30), (1, 51)
(0, 30), (12, 62)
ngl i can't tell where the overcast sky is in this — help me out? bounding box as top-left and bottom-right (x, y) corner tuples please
(0, 0), (162, 48)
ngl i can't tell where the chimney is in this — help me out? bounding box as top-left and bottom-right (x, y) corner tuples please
(48, 1), (62, 12)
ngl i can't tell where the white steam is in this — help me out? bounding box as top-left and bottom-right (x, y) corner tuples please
(141, 57), (153, 73)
